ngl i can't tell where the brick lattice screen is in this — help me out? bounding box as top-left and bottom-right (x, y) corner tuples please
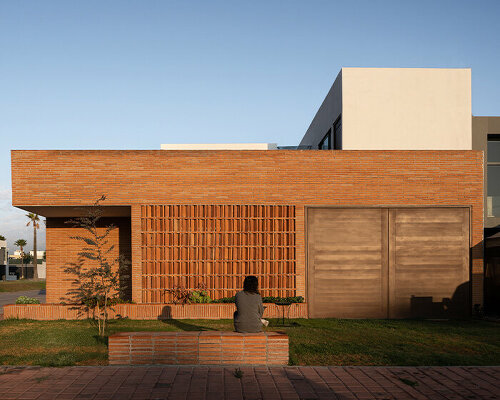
(141, 205), (296, 302)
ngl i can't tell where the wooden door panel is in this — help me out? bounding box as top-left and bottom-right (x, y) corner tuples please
(307, 208), (388, 318)
(307, 207), (470, 319)
(388, 208), (470, 318)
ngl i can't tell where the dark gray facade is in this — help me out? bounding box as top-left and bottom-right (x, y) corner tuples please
(472, 117), (500, 228)
(472, 116), (500, 313)
(299, 71), (342, 150)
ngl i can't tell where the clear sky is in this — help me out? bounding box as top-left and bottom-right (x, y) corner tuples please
(1, 0), (499, 252)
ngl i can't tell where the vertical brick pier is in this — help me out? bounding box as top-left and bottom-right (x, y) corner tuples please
(108, 331), (289, 366)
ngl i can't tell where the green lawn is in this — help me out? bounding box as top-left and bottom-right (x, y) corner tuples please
(0, 318), (498, 367)
(0, 280), (46, 292)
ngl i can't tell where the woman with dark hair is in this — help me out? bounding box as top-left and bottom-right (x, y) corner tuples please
(234, 275), (268, 333)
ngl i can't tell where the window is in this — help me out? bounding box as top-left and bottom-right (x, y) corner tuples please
(333, 116), (342, 149)
(487, 134), (500, 217)
(318, 129), (331, 150)
(317, 115), (341, 150)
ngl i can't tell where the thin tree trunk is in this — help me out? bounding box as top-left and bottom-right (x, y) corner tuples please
(21, 247), (24, 279)
(33, 225), (38, 279)
(102, 295), (108, 337)
(96, 302), (101, 336)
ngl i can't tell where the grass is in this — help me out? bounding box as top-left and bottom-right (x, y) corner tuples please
(0, 318), (498, 367)
(0, 280), (46, 293)
(33, 375), (51, 383)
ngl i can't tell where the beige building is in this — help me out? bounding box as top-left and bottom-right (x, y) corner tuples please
(300, 68), (472, 150)
(299, 67), (500, 314)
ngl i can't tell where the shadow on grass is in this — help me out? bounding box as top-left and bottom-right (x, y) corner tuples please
(268, 319), (301, 328)
(0, 367), (35, 376)
(159, 319), (218, 331)
(93, 335), (108, 345)
(156, 305), (218, 331)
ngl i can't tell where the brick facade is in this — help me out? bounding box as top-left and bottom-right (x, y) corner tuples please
(108, 331), (289, 366)
(11, 150), (484, 309)
(45, 218), (131, 303)
(140, 205), (297, 303)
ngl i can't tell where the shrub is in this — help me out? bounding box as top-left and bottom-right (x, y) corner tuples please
(212, 296), (304, 304)
(15, 296), (40, 304)
(262, 296), (304, 304)
(212, 296), (236, 303)
(165, 282), (212, 304)
(189, 290), (212, 304)
(165, 285), (191, 304)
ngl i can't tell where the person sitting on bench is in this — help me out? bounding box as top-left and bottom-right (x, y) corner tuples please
(234, 275), (269, 333)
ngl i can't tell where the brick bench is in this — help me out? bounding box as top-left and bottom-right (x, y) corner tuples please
(108, 331), (289, 366)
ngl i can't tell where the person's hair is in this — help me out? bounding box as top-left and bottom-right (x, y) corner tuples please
(243, 275), (259, 294)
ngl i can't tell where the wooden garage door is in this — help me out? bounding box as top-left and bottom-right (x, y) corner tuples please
(307, 207), (470, 318)
(307, 208), (388, 318)
(389, 208), (470, 318)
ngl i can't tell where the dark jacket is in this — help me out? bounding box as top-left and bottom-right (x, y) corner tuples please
(233, 291), (264, 333)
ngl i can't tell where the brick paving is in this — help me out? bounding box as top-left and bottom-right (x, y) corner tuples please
(0, 365), (498, 400)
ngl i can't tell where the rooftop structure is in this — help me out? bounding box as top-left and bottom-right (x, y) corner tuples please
(300, 67), (471, 150)
(161, 143), (278, 150)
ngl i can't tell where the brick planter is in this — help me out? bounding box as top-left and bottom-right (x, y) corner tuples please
(108, 331), (289, 366)
(3, 302), (307, 320)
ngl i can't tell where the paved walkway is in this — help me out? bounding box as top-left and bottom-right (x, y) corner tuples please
(0, 366), (498, 400)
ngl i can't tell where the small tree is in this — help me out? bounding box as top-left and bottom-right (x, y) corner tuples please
(0, 235), (6, 240)
(14, 239), (27, 279)
(64, 195), (129, 337)
(26, 213), (40, 279)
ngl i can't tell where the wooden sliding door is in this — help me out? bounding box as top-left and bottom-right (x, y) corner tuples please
(307, 208), (388, 318)
(388, 208), (470, 318)
(307, 207), (470, 318)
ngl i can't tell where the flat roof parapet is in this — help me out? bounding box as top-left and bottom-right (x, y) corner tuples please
(161, 143), (278, 150)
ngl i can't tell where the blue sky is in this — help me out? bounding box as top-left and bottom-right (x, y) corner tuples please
(1, 0), (499, 252)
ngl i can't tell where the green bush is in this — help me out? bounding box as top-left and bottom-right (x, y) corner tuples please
(189, 290), (212, 303)
(212, 295), (304, 304)
(212, 296), (236, 303)
(262, 296), (304, 304)
(15, 296), (41, 304)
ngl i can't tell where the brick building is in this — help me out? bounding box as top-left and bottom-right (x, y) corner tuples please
(10, 68), (487, 319)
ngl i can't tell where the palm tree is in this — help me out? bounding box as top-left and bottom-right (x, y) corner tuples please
(26, 213), (40, 279)
(14, 239), (27, 279)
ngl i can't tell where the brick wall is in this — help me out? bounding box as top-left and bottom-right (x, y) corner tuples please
(108, 331), (289, 365)
(140, 205), (297, 302)
(12, 150), (484, 306)
(45, 218), (131, 303)
(3, 303), (308, 320)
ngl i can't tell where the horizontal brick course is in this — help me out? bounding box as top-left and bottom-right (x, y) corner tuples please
(3, 302), (307, 320)
(108, 331), (289, 366)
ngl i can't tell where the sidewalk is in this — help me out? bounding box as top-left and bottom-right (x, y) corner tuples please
(0, 365), (498, 400)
